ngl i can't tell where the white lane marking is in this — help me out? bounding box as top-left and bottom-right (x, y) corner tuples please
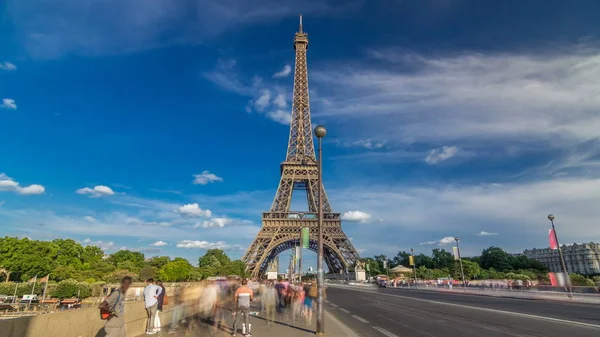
(329, 285), (600, 330)
(340, 308), (351, 314)
(326, 311), (361, 337)
(352, 314), (369, 323)
(373, 326), (399, 337)
(325, 300), (330, 303)
(329, 303), (339, 308)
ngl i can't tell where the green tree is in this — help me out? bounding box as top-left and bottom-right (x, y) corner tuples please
(159, 260), (193, 281)
(148, 256), (171, 269)
(392, 251), (410, 267)
(198, 249), (231, 268)
(221, 260), (248, 277)
(108, 250), (145, 268)
(450, 259), (481, 280)
(139, 266), (158, 281)
(480, 247), (513, 272)
(51, 279), (91, 299)
(431, 249), (453, 269)
(570, 273), (595, 286)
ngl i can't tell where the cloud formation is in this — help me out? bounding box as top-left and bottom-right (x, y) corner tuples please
(176, 240), (242, 250)
(341, 210), (372, 223)
(193, 171), (223, 185)
(476, 231), (498, 236)
(177, 203), (212, 217)
(0, 62), (16, 71)
(204, 58), (291, 124)
(83, 238), (115, 252)
(425, 146), (459, 164)
(9, 0), (359, 58)
(312, 50), (600, 151)
(273, 65), (292, 78)
(1, 99), (17, 109)
(194, 217), (253, 228)
(150, 240), (168, 247)
(76, 185), (115, 197)
(0, 173), (45, 195)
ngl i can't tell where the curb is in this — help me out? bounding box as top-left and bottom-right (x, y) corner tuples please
(326, 311), (361, 337)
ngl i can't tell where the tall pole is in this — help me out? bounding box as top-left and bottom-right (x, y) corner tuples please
(298, 235), (303, 284)
(548, 215), (573, 298)
(411, 248), (417, 286)
(315, 125), (326, 335)
(455, 238), (466, 289)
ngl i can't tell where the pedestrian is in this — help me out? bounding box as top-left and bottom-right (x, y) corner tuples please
(99, 276), (132, 337)
(153, 280), (167, 333)
(263, 282), (277, 327)
(143, 278), (162, 335)
(232, 279), (254, 336)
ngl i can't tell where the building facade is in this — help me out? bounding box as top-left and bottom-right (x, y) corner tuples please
(523, 242), (600, 275)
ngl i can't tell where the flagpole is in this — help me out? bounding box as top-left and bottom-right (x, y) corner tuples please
(30, 275), (37, 305)
(42, 275), (49, 301)
(12, 283), (18, 303)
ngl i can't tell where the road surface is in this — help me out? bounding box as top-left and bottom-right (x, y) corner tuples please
(325, 285), (600, 337)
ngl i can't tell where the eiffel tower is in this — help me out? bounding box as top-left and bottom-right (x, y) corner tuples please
(243, 16), (360, 278)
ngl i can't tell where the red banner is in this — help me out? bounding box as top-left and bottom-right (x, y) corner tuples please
(548, 272), (557, 286)
(549, 229), (558, 249)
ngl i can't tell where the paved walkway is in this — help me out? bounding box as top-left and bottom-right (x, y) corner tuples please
(137, 305), (356, 337)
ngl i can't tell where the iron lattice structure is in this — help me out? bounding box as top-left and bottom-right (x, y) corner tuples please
(243, 16), (360, 278)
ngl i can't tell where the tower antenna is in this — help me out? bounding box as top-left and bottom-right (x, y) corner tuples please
(299, 14), (303, 33)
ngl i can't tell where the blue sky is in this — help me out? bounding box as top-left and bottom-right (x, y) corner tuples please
(2, 0), (600, 269)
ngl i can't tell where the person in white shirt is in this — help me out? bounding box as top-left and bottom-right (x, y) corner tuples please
(143, 278), (162, 335)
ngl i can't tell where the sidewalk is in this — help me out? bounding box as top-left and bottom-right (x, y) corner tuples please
(137, 306), (356, 337)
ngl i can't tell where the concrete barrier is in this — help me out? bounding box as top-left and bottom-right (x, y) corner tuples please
(0, 300), (195, 337)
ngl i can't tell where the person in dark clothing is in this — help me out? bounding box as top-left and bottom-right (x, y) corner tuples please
(154, 280), (167, 333)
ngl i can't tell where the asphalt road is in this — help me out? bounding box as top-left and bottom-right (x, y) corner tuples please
(325, 285), (600, 337)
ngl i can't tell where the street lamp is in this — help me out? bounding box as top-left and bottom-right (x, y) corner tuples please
(411, 248), (417, 286)
(314, 125), (326, 335)
(547, 214), (573, 298)
(454, 237), (466, 289)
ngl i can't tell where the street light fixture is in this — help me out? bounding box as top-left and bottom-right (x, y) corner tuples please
(411, 248), (417, 286)
(547, 214), (573, 298)
(314, 125), (326, 335)
(454, 237), (466, 289)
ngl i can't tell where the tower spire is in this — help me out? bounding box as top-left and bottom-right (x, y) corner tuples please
(299, 14), (303, 33)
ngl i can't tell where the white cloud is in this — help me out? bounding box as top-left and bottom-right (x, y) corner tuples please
(76, 185), (115, 197)
(193, 171), (224, 185)
(0, 62), (16, 71)
(341, 210), (372, 223)
(150, 240), (168, 247)
(425, 146), (459, 164)
(194, 217), (253, 228)
(273, 65), (292, 78)
(337, 139), (387, 150)
(176, 240), (242, 250)
(1, 99), (17, 109)
(331, 177), (600, 254)
(84, 216), (96, 222)
(0, 173), (45, 195)
(177, 203), (212, 217)
(9, 0), (360, 58)
(144, 221), (172, 227)
(312, 50), (600, 151)
(82, 238), (115, 252)
(420, 237), (456, 246)
(204, 58), (291, 124)
(477, 231), (498, 236)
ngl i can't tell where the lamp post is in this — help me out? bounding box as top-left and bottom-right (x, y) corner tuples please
(314, 125), (327, 335)
(547, 214), (573, 298)
(411, 248), (417, 286)
(454, 237), (466, 289)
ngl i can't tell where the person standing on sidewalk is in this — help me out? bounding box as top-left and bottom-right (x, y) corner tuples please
(99, 276), (132, 337)
(232, 279), (254, 336)
(143, 278), (162, 335)
(153, 280), (167, 333)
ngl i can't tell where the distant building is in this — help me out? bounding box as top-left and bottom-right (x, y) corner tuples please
(523, 242), (600, 275)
